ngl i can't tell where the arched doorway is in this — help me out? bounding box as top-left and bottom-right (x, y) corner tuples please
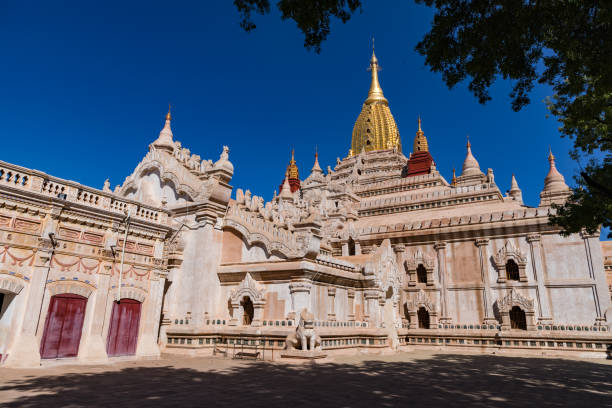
(241, 296), (254, 325)
(40, 294), (87, 359)
(506, 260), (520, 281)
(416, 264), (427, 284)
(509, 306), (527, 330)
(417, 307), (430, 329)
(106, 299), (142, 357)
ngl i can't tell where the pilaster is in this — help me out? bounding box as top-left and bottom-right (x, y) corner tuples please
(526, 233), (552, 323)
(475, 238), (497, 325)
(434, 241), (451, 324)
(327, 286), (336, 321)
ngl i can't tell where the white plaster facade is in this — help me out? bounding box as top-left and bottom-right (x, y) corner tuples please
(1, 58), (611, 367)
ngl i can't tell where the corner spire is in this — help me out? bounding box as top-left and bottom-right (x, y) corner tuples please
(461, 135), (483, 177)
(311, 147), (323, 174)
(152, 107), (174, 152)
(540, 148), (570, 205)
(365, 43), (388, 105)
(413, 116), (429, 153)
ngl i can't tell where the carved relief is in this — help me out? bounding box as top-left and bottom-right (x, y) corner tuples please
(404, 248), (436, 286)
(493, 240), (528, 283)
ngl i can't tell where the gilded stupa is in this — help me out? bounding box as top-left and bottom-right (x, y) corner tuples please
(351, 49), (401, 154)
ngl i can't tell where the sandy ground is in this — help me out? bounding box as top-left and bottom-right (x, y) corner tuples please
(1, 350), (611, 407)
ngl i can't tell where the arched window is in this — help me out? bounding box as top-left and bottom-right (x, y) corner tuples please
(241, 296), (254, 326)
(416, 264), (427, 284)
(506, 260), (520, 281)
(417, 307), (430, 329)
(509, 306), (527, 330)
(348, 237), (356, 256)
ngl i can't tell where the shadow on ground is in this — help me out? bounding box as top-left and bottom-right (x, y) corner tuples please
(1, 354), (611, 407)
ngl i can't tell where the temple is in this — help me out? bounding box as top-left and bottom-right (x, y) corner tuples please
(0, 51), (610, 367)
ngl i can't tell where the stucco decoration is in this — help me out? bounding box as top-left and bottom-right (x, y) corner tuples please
(404, 248), (436, 286)
(0, 276), (24, 295)
(493, 240), (528, 282)
(119, 287), (147, 303)
(406, 289), (439, 329)
(47, 281), (94, 298)
(409, 289), (436, 313)
(496, 288), (536, 330)
(229, 273), (266, 327)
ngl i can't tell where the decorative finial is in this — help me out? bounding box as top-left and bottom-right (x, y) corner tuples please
(418, 116), (422, 132)
(548, 146), (555, 162)
(466, 134), (471, 149)
(166, 103), (172, 121)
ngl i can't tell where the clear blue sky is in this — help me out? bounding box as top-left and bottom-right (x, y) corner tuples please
(2, 1), (604, 238)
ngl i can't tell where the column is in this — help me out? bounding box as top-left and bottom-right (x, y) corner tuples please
(434, 241), (451, 324)
(78, 263), (112, 363)
(378, 298), (386, 328)
(289, 279), (312, 318)
(137, 269), (166, 357)
(327, 286), (336, 321)
(526, 233), (552, 323)
(4, 239), (53, 367)
(475, 238), (497, 325)
(364, 290), (380, 327)
(347, 289), (355, 321)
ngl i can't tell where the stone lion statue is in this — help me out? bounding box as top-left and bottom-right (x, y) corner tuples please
(285, 308), (321, 351)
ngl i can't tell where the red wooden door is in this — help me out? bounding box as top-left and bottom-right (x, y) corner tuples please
(106, 299), (141, 357)
(40, 294), (87, 359)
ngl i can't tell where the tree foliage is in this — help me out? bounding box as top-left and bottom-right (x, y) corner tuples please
(233, 0), (361, 53)
(233, 0), (612, 237)
(414, 0), (612, 237)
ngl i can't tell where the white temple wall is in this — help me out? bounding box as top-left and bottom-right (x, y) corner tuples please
(260, 282), (291, 320)
(549, 287), (597, 324)
(542, 234), (591, 280)
(173, 224), (224, 325)
(449, 289), (483, 324)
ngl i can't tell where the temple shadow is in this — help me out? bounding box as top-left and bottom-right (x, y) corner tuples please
(1, 354), (611, 407)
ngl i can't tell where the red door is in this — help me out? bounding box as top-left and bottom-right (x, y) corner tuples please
(40, 294), (87, 359)
(106, 299), (141, 357)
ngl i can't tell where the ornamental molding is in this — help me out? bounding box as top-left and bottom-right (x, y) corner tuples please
(47, 280), (95, 298)
(230, 272), (266, 305)
(408, 289), (435, 313)
(0, 275), (25, 295)
(493, 240), (527, 267)
(405, 248), (435, 271)
(497, 288), (534, 313)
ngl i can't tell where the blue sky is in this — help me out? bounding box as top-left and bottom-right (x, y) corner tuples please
(2, 1), (603, 238)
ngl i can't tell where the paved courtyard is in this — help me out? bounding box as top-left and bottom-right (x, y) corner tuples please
(1, 351), (611, 407)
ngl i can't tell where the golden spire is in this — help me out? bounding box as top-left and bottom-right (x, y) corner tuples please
(451, 167), (457, 186)
(351, 45), (401, 155)
(286, 149), (299, 180)
(365, 46), (388, 105)
(413, 116), (429, 153)
(166, 103), (172, 121)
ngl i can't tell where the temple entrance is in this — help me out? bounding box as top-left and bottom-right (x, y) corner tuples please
(417, 307), (430, 329)
(106, 299), (142, 357)
(241, 296), (254, 325)
(509, 306), (527, 330)
(40, 294), (87, 359)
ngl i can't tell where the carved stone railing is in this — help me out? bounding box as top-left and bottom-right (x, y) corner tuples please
(0, 160), (169, 225)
